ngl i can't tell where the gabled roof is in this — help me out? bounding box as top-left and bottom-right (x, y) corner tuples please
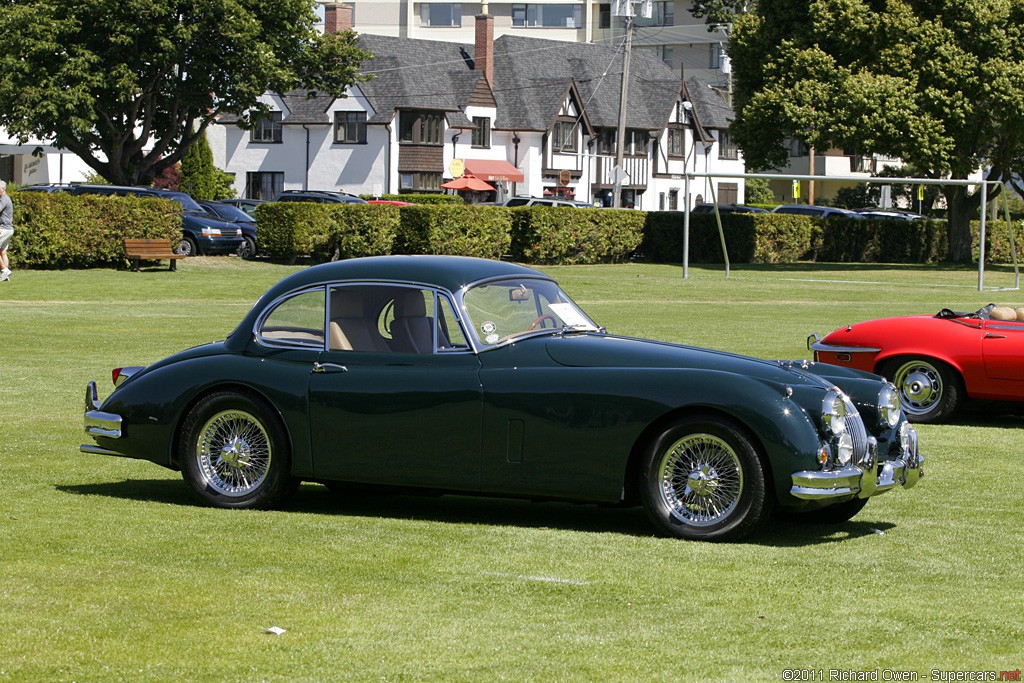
(685, 77), (733, 130)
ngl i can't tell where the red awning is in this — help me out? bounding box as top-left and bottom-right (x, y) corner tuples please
(441, 176), (496, 192)
(463, 159), (524, 183)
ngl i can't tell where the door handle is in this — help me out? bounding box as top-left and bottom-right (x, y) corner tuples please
(313, 362), (348, 373)
(984, 333), (1006, 339)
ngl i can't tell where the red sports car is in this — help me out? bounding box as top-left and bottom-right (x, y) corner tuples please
(810, 304), (1024, 423)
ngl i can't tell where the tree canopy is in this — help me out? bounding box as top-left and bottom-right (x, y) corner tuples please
(728, 0), (1024, 262)
(0, 0), (370, 186)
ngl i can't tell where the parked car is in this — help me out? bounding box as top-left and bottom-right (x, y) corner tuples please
(773, 204), (865, 219)
(856, 209), (926, 221)
(274, 190), (368, 204)
(810, 304), (1024, 423)
(82, 256), (924, 541)
(70, 185), (243, 256)
(501, 196), (580, 208)
(217, 198), (267, 217)
(199, 201), (259, 259)
(16, 184), (73, 193)
(690, 203), (769, 215)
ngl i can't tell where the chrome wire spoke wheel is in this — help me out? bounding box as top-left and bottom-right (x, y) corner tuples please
(196, 409), (272, 497)
(893, 360), (943, 416)
(658, 433), (744, 527)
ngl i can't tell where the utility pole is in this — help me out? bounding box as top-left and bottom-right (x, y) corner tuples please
(612, 17), (633, 209)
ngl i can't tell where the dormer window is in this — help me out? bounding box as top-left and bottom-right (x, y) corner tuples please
(552, 120), (578, 153)
(251, 111), (282, 143)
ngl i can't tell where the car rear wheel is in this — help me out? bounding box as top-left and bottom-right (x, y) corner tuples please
(180, 392), (297, 508)
(237, 236), (257, 259)
(640, 415), (770, 541)
(177, 236), (198, 257)
(880, 357), (960, 423)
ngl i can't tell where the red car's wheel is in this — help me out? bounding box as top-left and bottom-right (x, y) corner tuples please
(881, 357), (961, 424)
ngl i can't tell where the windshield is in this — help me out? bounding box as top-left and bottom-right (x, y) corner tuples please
(462, 278), (599, 346)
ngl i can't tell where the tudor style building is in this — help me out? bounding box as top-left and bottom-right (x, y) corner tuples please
(207, 10), (744, 210)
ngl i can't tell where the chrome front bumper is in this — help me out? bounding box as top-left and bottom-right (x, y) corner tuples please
(81, 380), (124, 456)
(791, 431), (924, 500)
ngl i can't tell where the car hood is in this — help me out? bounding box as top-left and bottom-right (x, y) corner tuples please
(544, 333), (833, 388)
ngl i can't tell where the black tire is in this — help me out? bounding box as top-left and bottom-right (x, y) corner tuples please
(779, 498), (869, 524)
(640, 415), (770, 541)
(879, 356), (961, 424)
(179, 391), (297, 509)
(177, 236), (198, 257)
(237, 236), (257, 260)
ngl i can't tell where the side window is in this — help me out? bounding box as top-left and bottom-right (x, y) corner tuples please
(258, 289), (326, 348)
(437, 296), (469, 351)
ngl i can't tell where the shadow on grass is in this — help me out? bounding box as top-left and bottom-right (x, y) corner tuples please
(59, 477), (904, 546)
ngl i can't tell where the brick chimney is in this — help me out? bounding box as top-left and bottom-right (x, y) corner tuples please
(323, 1), (353, 33)
(474, 3), (494, 85)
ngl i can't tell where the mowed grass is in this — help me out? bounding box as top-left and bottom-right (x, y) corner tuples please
(1, 257), (1022, 682)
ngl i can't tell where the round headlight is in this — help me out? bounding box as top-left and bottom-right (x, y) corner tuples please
(822, 389), (848, 435)
(836, 432), (854, 465)
(878, 382), (901, 429)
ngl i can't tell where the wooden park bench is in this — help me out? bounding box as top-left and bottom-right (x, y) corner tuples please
(123, 238), (183, 272)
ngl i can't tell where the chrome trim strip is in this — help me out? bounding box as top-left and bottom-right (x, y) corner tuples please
(808, 341), (882, 354)
(80, 443), (124, 457)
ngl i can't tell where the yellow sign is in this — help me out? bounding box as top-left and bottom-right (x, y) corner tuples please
(792, 180), (801, 199)
(918, 184), (925, 201)
(449, 159), (465, 178)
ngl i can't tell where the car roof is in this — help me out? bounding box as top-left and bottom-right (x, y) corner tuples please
(228, 256), (549, 348)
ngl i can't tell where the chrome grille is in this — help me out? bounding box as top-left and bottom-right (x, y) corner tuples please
(843, 395), (869, 466)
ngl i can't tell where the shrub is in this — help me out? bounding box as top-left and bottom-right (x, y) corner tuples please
(817, 218), (947, 263)
(972, 220), (1023, 264)
(510, 207), (645, 264)
(255, 203), (338, 263)
(395, 205), (511, 259)
(11, 192), (181, 269)
(641, 212), (813, 264)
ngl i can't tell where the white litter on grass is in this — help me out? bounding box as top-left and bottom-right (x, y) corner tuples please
(871, 528), (886, 536)
(483, 571), (590, 586)
(265, 625), (287, 635)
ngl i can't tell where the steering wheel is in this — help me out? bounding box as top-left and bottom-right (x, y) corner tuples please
(528, 314), (557, 331)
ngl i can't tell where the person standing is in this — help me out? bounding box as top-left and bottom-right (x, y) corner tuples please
(0, 180), (13, 282)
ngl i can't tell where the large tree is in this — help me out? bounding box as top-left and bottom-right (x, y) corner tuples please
(728, 0), (1024, 262)
(0, 0), (370, 186)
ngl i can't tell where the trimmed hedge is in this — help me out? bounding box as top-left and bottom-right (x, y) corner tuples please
(11, 193), (181, 269)
(255, 202), (400, 262)
(641, 212), (814, 264)
(357, 193), (463, 205)
(816, 218), (948, 263)
(510, 207), (645, 264)
(395, 205), (511, 259)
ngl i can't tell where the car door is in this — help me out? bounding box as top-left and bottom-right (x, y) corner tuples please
(981, 318), (1024, 382)
(308, 284), (484, 490)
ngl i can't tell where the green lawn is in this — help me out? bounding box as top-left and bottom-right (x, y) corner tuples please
(1, 257), (1022, 682)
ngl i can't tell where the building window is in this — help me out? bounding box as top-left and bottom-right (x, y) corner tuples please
(399, 111), (444, 145)
(246, 171), (284, 200)
(471, 116), (491, 148)
(421, 3), (461, 26)
(399, 172), (443, 192)
(598, 3), (610, 29)
(334, 112), (367, 144)
(512, 4), (583, 28)
(652, 0), (674, 26)
(552, 120), (578, 153)
(668, 127), (685, 157)
(718, 130), (738, 160)
(596, 128), (615, 155)
(626, 130), (648, 156)
(787, 138), (809, 157)
(251, 111), (282, 143)
(710, 43), (724, 70)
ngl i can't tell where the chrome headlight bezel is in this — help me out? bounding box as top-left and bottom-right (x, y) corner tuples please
(878, 382), (901, 429)
(821, 388), (848, 436)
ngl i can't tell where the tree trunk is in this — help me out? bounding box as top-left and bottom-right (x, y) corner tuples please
(944, 185), (981, 264)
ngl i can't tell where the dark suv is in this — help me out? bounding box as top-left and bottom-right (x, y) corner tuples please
(70, 185), (245, 255)
(274, 190), (368, 204)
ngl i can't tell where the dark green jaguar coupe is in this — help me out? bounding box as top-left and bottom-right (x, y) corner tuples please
(82, 256), (924, 541)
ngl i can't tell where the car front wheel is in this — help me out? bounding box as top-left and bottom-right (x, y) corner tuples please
(237, 236), (257, 259)
(180, 391), (297, 509)
(880, 357), (960, 423)
(177, 236), (198, 257)
(640, 415), (770, 541)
